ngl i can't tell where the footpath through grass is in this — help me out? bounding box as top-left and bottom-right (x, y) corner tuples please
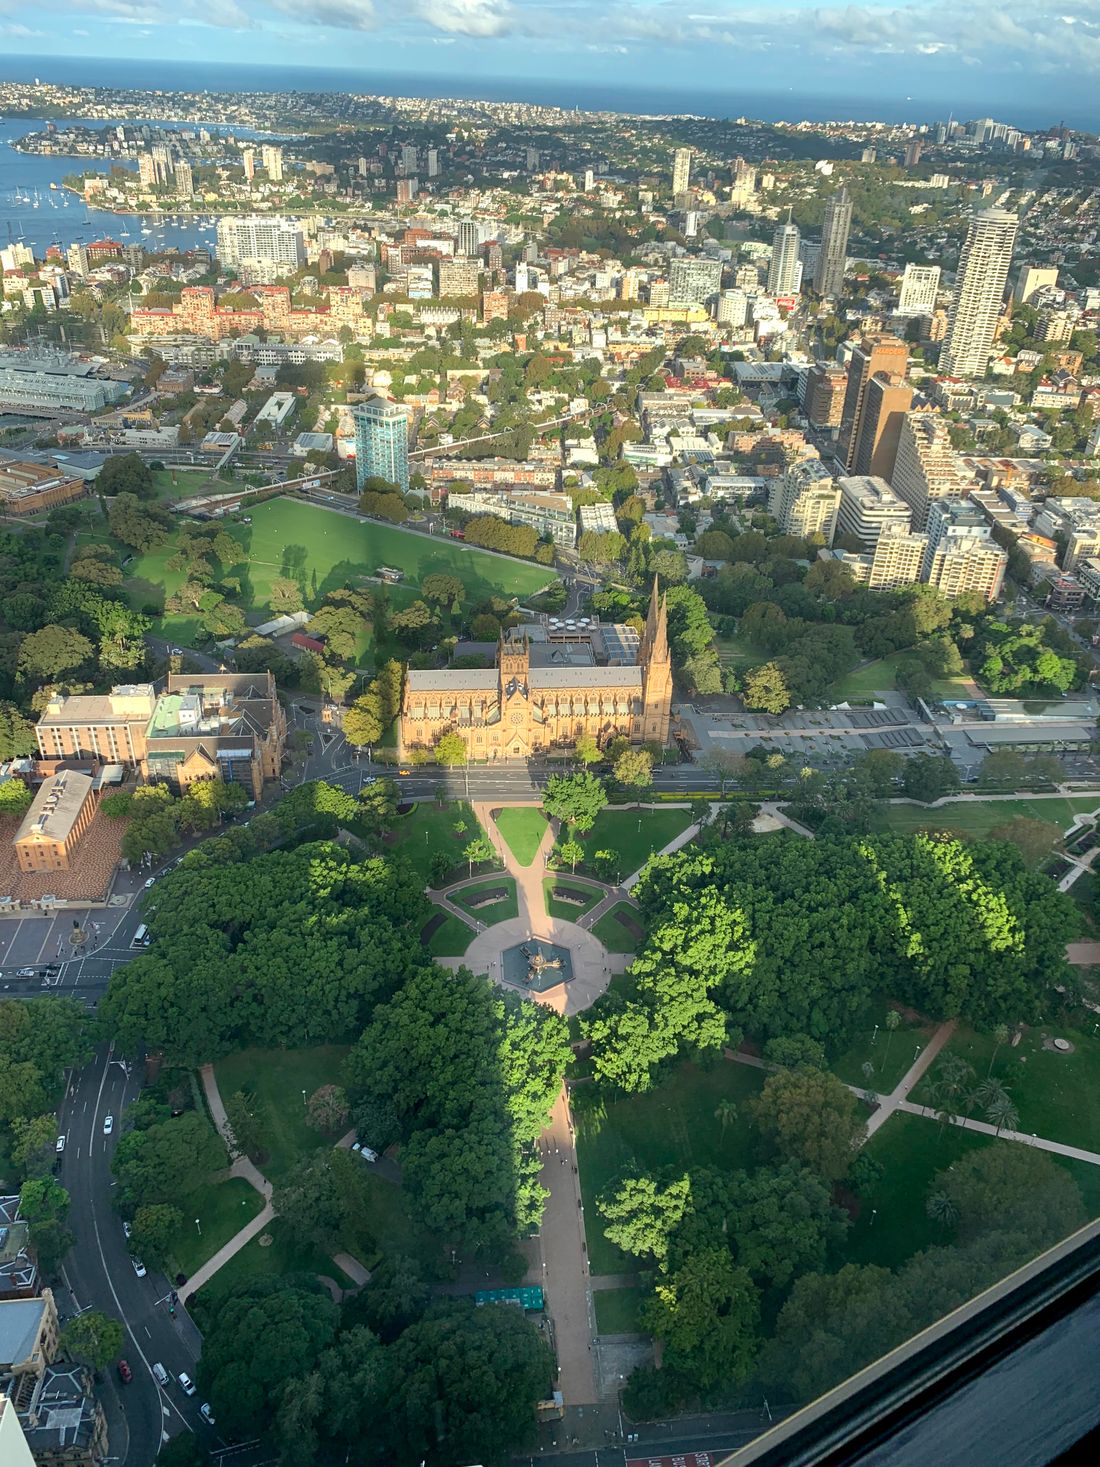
(830, 995), (939, 1094)
(212, 1044), (351, 1182)
(827, 654), (978, 703)
(191, 1216), (353, 1327)
(913, 1021), (1100, 1155)
(579, 806), (694, 881)
(866, 796), (1100, 869)
(494, 806), (548, 866)
(167, 1176), (265, 1278)
(575, 1059), (765, 1275)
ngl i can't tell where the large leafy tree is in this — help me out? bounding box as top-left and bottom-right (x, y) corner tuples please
(751, 1068), (865, 1182)
(61, 1310), (125, 1369)
(643, 1247), (759, 1390)
(598, 1172), (691, 1261)
(111, 1112), (226, 1211)
(197, 1281), (340, 1440)
(541, 771), (607, 832)
(17, 624), (94, 681)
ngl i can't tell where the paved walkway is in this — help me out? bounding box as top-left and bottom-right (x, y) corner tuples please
(622, 806), (701, 890)
(177, 1202), (275, 1304)
(535, 1087), (599, 1405)
(864, 1019), (957, 1137)
(434, 804), (627, 1015)
(191, 1064), (370, 1301)
(895, 1100), (1100, 1165)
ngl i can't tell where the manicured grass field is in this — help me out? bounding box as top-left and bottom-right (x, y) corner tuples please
(494, 806), (548, 867)
(212, 1044), (351, 1182)
(591, 903), (644, 954)
(715, 633), (758, 670)
(912, 1021), (1100, 1155)
(387, 800), (489, 886)
(424, 913), (474, 957)
(101, 494), (553, 649)
(543, 878), (604, 922)
(353, 1170), (441, 1272)
(149, 467), (219, 502)
(827, 654), (978, 704)
(167, 1176), (265, 1279)
(575, 1060), (765, 1275)
(830, 995), (938, 1094)
(190, 1216), (353, 1327)
(579, 806), (695, 882)
(866, 796), (1100, 866)
(843, 1112), (995, 1270)
(595, 1285), (647, 1334)
(451, 877), (519, 925)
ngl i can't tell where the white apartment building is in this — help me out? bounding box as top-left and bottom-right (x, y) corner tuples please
(216, 216), (305, 277)
(890, 411), (968, 530)
(768, 458), (840, 543)
(767, 221), (801, 296)
(941, 209), (1019, 377)
(866, 527), (927, 590)
(669, 258), (723, 306)
(836, 475), (912, 549)
(896, 264), (941, 316)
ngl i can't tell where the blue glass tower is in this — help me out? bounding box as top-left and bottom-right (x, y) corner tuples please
(353, 398), (409, 492)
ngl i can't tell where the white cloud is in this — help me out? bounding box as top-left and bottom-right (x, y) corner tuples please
(414, 0), (514, 35)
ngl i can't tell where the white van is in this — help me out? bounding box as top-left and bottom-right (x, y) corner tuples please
(131, 925), (150, 948)
(152, 1363), (169, 1386)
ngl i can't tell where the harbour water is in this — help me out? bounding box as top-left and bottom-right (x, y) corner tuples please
(0, 118), (240, 257)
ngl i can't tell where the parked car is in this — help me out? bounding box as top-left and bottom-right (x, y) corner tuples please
(144, 877), (156, 889)
(102, 1115), (114, 1135)
(152, 1363), (169, 1386)
(131, 1256), (147, 1279)
(177, 1372), (196, 1397)
(117, 1360), (133, 1385)
(122, 1220), (132, 1239)
(199, 1403), (216, 1426)
(55, 1135), (66, 1154)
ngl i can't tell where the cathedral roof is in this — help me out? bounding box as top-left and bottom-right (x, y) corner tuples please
(406, 670), (498, 692)
(529, 667), (643, 689)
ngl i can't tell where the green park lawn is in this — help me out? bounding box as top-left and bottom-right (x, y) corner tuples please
(578, 806), (695, 882)
(575, 1059), (765, 1275)
(591, 902), (645, 954)
(543, 878), (604, 922)
(98, 494), (554, 649)
(149, 467), (220, 502)
(167, 1176), (265, 1279)
(387, 800), (489, 886)
(594, 1285), (647, 1334)
(865, 796), (1100, 867)
(494, 806), (548, 866)
(424, 912), (474, 957)
(715, 632), (758, 671)
(451, 877), (519, 925)
(212, 1044), (351, 1182)
(830, 995), (939, 1094)
(827, 654), (977, 704)
(844, 1112), (996, 1270)
(912, 1021), (1100, 1155)
(190, 1216), (354, 1328)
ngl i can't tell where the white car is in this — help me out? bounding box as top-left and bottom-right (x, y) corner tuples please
(103, 1115), (114, 1135)
(144, 877), (156, 889)
(352, 1142), (378, 1162)
(131, 1256), (147, 1279)
(55, 1134), (66, 1153)
(200, 1403), (216, 1427)
(122, 1220), (132, 1239)
(177, 1372), (196, 1397)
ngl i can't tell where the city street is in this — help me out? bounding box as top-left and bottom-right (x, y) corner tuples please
(57, 1045), (218, 1463)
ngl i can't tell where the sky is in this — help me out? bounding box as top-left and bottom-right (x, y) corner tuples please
(1, 1), (1100, 123)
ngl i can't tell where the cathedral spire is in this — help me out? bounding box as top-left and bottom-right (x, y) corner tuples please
(641, 576), (669, 666)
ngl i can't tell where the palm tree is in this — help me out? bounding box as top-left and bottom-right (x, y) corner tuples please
(926, 1192), (959, 1228)
(928, 1055), (975, 1134)
(988, 1023), (1011, 1077)
(714, 1098), (738, 1134)
(882, 1008), (901, 1074)
(984, 1092), (1020, 1137)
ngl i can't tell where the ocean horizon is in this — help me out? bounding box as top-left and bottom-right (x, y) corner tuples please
(1, 54), (1094, 135)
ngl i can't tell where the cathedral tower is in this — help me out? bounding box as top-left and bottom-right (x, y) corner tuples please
(640, 579), (673, 744)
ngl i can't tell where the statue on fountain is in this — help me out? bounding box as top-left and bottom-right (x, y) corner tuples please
(521, 943), (564, 985)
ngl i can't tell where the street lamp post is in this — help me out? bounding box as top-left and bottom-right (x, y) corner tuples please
(195, 1218), (201, 1236)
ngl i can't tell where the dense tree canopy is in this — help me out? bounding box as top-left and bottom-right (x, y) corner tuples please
(585, 834), (1076, 1088)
